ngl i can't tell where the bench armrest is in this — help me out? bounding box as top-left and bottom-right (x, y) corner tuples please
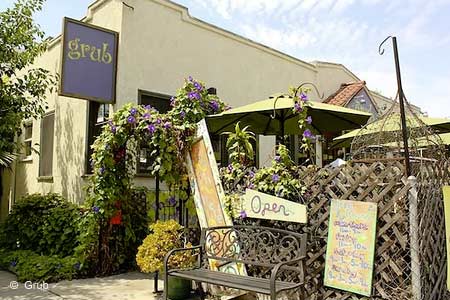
(164, 245), (203, 273)
(270, 256), (306, 296)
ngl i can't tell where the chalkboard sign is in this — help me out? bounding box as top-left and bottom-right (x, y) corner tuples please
(324, 199), (378, 296)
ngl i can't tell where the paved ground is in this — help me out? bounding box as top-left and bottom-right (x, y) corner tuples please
(0, 270), (164, 300)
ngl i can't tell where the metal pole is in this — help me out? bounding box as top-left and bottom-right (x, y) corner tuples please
(392, 37), (412, 176)
(153, 172), (160, 294)
(408, 176), (421, 300)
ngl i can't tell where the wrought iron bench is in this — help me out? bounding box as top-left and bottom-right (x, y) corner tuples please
(164, 225), (307, 300)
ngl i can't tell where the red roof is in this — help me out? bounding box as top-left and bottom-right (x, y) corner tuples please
(324, 81), (366, 106)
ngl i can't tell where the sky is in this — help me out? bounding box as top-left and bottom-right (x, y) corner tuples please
(1, 0), (450, 117)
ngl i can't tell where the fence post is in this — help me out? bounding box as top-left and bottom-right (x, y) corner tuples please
(408, 175), (421, 300)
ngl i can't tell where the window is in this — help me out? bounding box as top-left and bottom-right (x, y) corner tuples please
(86, 102), (110, 174)
(22, 122), (33, 158)
(137, 90), (171, 174)
(138, 90), (171, 113)
(39, 112), (55, 177)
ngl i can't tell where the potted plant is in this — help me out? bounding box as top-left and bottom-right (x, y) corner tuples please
(136, 220), (196, 300)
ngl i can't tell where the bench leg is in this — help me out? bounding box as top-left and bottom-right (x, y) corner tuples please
(271, 290), (277, 300)
(196, 281), (205, 299)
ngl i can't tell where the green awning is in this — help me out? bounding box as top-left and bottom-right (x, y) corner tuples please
(331, 114), (450, 148)
(334, 115), (450, 141)
(206, 94), (371, 136)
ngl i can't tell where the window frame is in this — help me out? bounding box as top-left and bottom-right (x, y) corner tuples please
(21, 120), (33, 162)
(84, 102), (110, 175)
(38, 110), (55, 180)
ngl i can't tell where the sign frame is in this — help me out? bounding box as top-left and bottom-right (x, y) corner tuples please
(324, 199), (378, 297)
(243, 189), (307, 224)
(59, 17), (119, 104)
(185, 119), (246, 276)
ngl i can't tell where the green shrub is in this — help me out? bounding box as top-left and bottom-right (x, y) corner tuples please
(0, 193), (80, 256)
(0, 249), (80, 282)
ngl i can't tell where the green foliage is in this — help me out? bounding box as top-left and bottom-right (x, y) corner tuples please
(251, 145), (306, 200)
(0, 249), (80, 282)
(218, 84), (314, 219)
(0, 0), (56, 160)
(223, 122), (256, 165)
(0, 193), (80, 257)
(79, 77), (227, 275)
(136, 220), (196, 274)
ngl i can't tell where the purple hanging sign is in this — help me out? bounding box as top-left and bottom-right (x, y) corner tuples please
(59, 18), (118, 103)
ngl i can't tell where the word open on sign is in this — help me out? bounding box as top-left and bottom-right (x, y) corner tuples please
(243, 189), (307, 224)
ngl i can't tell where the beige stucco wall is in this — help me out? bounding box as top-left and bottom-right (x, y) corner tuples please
(0, 0), (401, 214)
(313, 61), (360, 99)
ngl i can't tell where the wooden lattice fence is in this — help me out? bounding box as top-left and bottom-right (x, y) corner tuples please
(296, 161), (410, 299)
(417, 162), (450, 300)
(283, 160), (450, 300)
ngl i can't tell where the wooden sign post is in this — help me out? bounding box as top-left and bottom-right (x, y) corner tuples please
(243, 189), (307, 224)
(324, 199), (377, 296)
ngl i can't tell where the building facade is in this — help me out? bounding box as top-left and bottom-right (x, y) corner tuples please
(0, 0), (411, 219)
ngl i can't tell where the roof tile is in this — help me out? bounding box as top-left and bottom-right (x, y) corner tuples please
(324, 81), (366, 106)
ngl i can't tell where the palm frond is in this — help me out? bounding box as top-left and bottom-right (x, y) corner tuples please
(0, 152), (18, 168)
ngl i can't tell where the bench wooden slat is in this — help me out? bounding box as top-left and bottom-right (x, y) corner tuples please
(169, 269), (300, 294)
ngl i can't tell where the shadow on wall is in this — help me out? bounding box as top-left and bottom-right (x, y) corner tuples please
(55, 102), (85, 203)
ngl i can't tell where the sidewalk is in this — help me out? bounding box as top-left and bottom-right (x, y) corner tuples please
(0, 270), (163, 300)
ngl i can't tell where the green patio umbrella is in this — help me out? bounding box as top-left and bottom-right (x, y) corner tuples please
(206, 94), (372, 136)
(332, 114), (450, 148)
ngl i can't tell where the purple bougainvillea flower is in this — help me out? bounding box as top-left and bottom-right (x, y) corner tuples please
(147, 124), (156, 134)
(194, 81), (203, 91)
(130, 108), (137, 115)
(227, 164), (233, 173)
(300, 93), (308, 101)
(10, 261), (17, 267)
(188, 76), (193, 82)
(156, 118), (162, 124)
(180, 111), (186, 118)
(294, 101), (302, 113)
(168, 196), (177, 206)
(210, 100), (219, 112)
(111, 125), (117, 134)
(239, 210), (247, 219)
(249, 170), (255, 178)
(303, 129), (314, 139)
(143, 113), (151, 119)
(145, 104), (152, 110)
(272, 174), (280, 182)
(164, 121), (171, 129)
(92, 206), (100, 213)
(274, 155), (281, 162)
(127, 116), (136, 124)
(306, 116), (312, 124)
(188, 91), (200, 100)
(99, 167), (105, 175)
(170, 96), (176, 107)
(248, 183), (255, 189)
